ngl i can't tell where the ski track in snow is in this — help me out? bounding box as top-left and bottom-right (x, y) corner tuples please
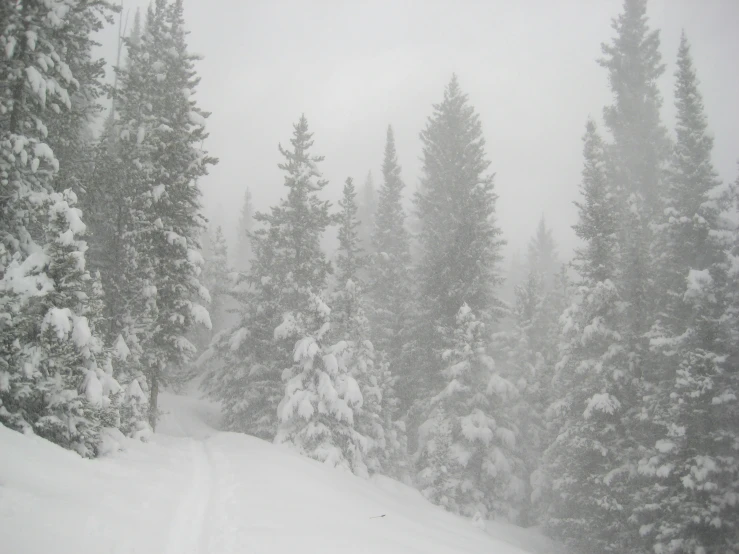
(164, 439), (214, 554)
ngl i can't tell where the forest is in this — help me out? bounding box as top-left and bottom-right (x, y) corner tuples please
(0, 0), (737, 553)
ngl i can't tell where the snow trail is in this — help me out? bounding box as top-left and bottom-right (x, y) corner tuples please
(163, 439), (214, 554)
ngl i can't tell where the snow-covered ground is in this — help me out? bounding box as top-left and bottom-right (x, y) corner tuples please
(0, 391), (562, 554)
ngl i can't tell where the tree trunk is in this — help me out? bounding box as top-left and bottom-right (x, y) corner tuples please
(148, 372), (159, 430)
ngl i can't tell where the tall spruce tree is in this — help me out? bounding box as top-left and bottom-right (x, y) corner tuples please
(367, 126), (412, 400)
(599, 0), (670, 373)
(636, 34), (739, 554)
(0, 0), (132, 455)
(411, 75), (504, 419)
(416, 304), (524, 520)
(332, 176), (407, 477)
(204, 115), (332, 440)
(542, 120), (636, 553)
(109, 0), (216, 428)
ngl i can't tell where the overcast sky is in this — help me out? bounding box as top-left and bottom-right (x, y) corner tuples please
(94, 0), (739, 264)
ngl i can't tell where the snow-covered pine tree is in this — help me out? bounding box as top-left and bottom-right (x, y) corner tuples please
(635, 34), (739, 554)
(275, 293), (369, 476)
(234, 187), (254, 272)
(495, 261), (569, 524)
(331, 176), (407, 478)
(367, 125), (412, 404)
(541, 119), (637, 553)
(416, 304), (523, 520)
(599, 0), (670, 376)
(45, 2), (114, 198)
(0, 0), (127, 455)
(204, 115), (332, 440)
(332, 177), (365, 337)
(412, 75), (504, 407)
(111, 0), (215, 428)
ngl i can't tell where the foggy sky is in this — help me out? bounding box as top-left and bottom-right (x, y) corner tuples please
(94, 0), (739, 264)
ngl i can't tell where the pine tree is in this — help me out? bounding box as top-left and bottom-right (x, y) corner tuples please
(332, 176), (406, 477)
(527, 216), (560, 287)
(190, 224), (229, 354)
(636, 34), (739, 554)
(110, 0), (216, 428)
(275, 293), (369, 476)
(0, 0), (126, 455)
(367, 125), (412, 398)
(542, 120), (636, 553)
(332, 177), (365, 336)
(599, 0), (670, 371)
(204, 115), (332, 440)
(416, 305), (523, 519)
(235, 187), (254, 272)
(412, 75), (504, 406)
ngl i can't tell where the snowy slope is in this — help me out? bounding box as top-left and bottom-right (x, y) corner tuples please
(0, 392), (561, 554)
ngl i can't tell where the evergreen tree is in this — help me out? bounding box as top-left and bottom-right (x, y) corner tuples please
(208, 225), (230, 335)
(599, 0), (670, 370)
(190, 224), (229, 353)
(416, 305), (523, 520)
(235, 187), (254, 272)
(527, 216), (560, 289)
(367, 126), (412, 395)
(495, 262), (570, 524)
(412, 75), (504, 405)
(332, 176), (406, 477)
(542, 120), (636, 553)
(110, 0), (216, 428)
(636, 34), (739, 554)
(204, 115), (332, 440)
(332, 177), (364, 336)
(0, 0), (127, 455)
(275, 293), (369, 476)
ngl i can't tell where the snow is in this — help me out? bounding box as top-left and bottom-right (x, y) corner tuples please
(0, 391), (553, 554)
(152, 184), (166, 201)
(114, 334), (131, 361)
(583, 392), (621, 419)
(191, 303), (212, 330)
(71, 316), (92, 349)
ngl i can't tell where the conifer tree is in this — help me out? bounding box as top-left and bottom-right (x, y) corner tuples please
(599, 0), (670, 369)
(205, 115), (332, 440)
(412, 75), (504, 405)
(332, 176), (406, 477)
(636, 34), (739, 554)
(527, 216), (560, 287)
(367, 126), (412, 395)
(0, 0), (126, 454)
(332, 177), (365, 336)
(542, 120), (635, 553)
(416, 305), (523, 519)
(110, 0), (215, 427)
(275, 293), (369, 476)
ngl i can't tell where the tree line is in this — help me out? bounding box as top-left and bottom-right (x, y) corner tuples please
(0, 0), (737, 552)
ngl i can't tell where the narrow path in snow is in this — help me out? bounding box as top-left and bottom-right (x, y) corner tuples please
(163, 439), (214, 554)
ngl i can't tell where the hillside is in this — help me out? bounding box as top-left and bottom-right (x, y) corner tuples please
(0, 391), (560, 554)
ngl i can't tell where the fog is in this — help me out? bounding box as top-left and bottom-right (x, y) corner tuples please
(94, 0), (739, 260)
(3, 1), (739, 552)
